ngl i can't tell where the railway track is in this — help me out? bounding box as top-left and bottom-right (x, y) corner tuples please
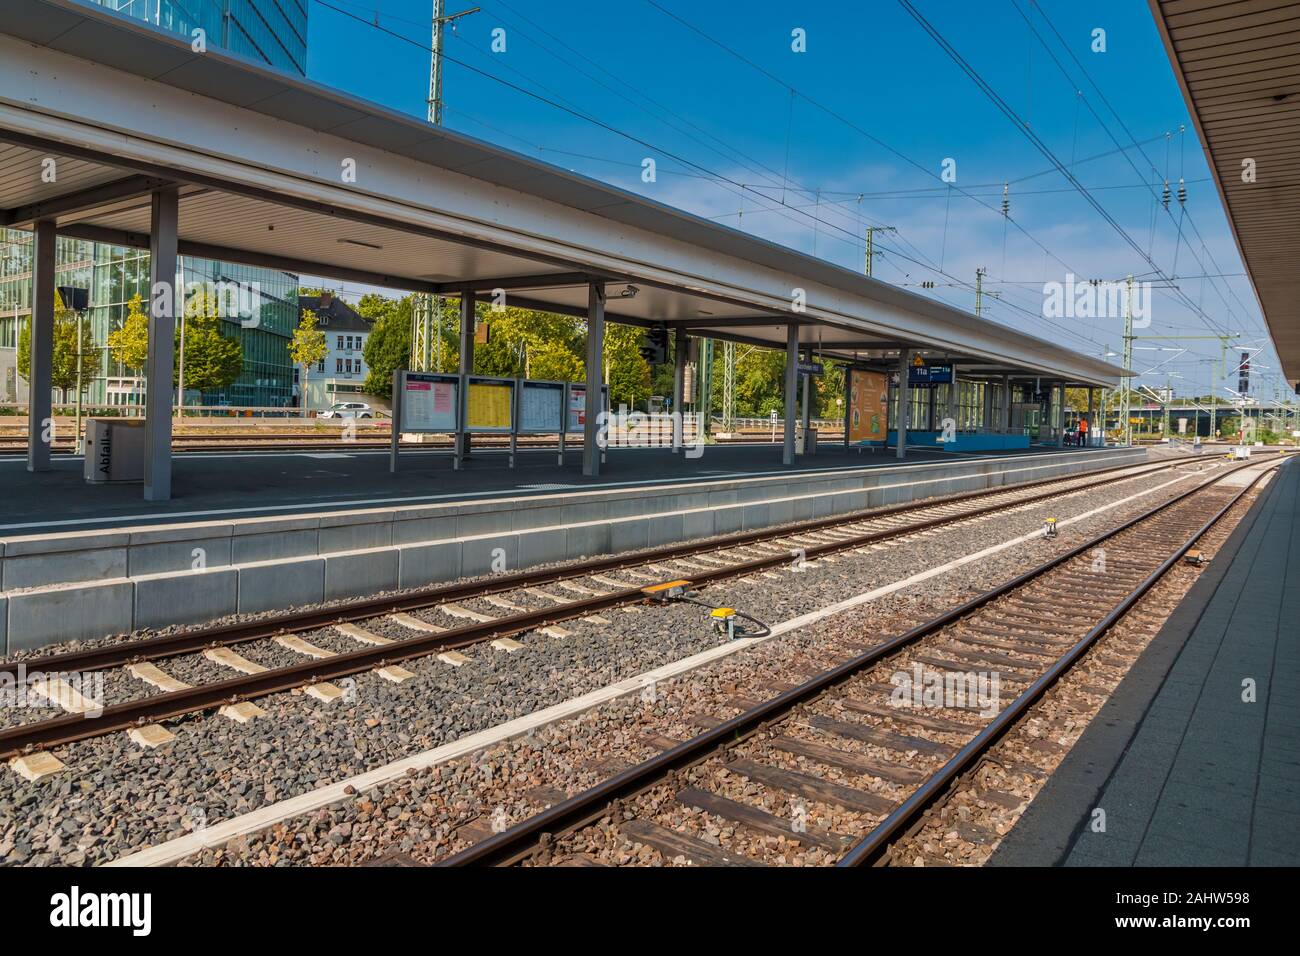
(0, 455), (1229, 766)
(428, 457), (1279, 867)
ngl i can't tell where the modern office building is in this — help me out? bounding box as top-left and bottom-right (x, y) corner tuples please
(0, 232), (300, 407)
(0, 0), (308, 409)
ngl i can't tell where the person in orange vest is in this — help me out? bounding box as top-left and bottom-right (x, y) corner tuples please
(1078, 417), (1089, 447)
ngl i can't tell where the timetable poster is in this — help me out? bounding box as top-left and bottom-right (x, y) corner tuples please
(567, 385), (587, 432)
(848, 369), (889, 443)
(401, 374), (457, 432)
(466, 380), (514, 432)
(519, 381), (564, 433)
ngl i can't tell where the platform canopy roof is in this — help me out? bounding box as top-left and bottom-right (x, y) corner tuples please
(1150, 0), (1300, 388)
(0, 0), (1123, 387)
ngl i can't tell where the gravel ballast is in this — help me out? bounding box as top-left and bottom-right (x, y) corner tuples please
(0, 460), (1225, 866)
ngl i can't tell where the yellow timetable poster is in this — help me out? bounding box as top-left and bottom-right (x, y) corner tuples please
(467, 382), (513, 430)
(848, 369), (889, 443)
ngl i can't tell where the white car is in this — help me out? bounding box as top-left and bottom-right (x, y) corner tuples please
(319, 401), (373, 420)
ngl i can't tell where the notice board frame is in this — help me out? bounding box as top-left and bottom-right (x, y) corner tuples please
(516, 378), (568, 466)
(389, 370), (460, 472)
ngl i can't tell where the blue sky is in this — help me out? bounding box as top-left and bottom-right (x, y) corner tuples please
(297, 0), (1282, 403)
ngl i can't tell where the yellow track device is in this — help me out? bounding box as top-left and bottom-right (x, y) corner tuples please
(1043, 517), (1058, 539)
(641, 580), (691, 603)
(711, 607), (737, 640)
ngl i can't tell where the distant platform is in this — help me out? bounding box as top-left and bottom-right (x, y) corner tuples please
(0, 442), (1145, 652)
(993, 456), (1300, 866)
(3, 440), (1104, 535)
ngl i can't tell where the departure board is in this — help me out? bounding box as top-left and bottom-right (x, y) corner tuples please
(400, 373), (458, 433)
(518, 380), (565, 433)
(466, 379), (514, 432)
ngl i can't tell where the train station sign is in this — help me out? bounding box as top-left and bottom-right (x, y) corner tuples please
(907, 363), (953, 386)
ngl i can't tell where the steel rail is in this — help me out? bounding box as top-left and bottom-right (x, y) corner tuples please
(0, 459), (1200, 758)
(2, 457), (1182, 682)
(837, 460), (1284, 866)
(437, 457), (1276, 866)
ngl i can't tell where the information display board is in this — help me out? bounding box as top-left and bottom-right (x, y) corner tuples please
(848, 368), (889, 443)
(517, 380), (566, 434)
(565, 383), (609, 433)
(399, 372), (459, 433)
(465, 377), (515, 433)
(907, 363), (953, 386)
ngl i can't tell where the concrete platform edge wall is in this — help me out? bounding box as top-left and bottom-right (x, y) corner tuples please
(3, 448), (1145, 652)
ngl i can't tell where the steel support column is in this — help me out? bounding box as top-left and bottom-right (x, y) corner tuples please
(456, 293), (475, 459)
(946, 367), (959, 432)
(144, 187), (179, 501)
(583, 282), (605, 477)
(783, 324), (798, 465)
(1001, 375), (1012, 433)
(26, 219), (55, 473)
(672, 326), (687, 452)
(1056, 383), (1067, 448)
(800, 348), (812, 434)
(896, 349), (911, 459)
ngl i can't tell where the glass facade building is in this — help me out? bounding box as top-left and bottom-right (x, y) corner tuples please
(0, 2), (312, 408)
(0, 231), (298, 407)
(88, 1), (308, 75)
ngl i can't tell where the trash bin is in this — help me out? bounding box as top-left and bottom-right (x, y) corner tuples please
(796, 427), (818, 455)
(84, 419), (146, 483)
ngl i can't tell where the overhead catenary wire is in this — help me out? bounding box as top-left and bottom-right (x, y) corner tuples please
(1027, 0), (1258, 329)
(1020, 0), (1263, 341)
(323, 1), (1137, 351)
(313, 0), (1175, 352)
(897, 0), (1277, 392)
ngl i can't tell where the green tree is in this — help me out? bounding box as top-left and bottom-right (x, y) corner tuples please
(361, 295), (413, 399)
(1064, 386), (1092, 412)
(357, 291), (661, 409)
(472, 304), (584, 379)
(179, 287), (243, 398)
(106, 290), (243, 407)
(736, 347), (787, 417)
(290, 308), (329, 415)
(17, 289), (96, 400)
(816, 360), (845, 421)
(603, 324), (651, 409)
(107, 293), (150, 371)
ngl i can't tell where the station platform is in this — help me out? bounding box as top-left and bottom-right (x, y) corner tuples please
(0, 443), (1143, 653)
(2, 440), (1100, 535)
(992, 456), (1300, 866)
